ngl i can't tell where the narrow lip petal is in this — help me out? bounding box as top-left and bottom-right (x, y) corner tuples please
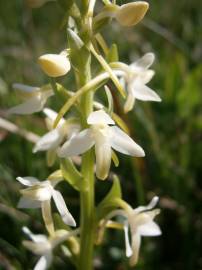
(52, 190), (76, 227)
(110, 126), (145, 157)
(34, 253), (52, 270)
(58, 129), (94, 157)
(87, 110), (115, 125)
(130, 233), (141, 266)
(16, 176), (40, 186)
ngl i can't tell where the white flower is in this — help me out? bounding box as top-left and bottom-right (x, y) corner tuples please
(22, 227), (75, 270)
(58, 110), (144, 180)
(8, 83), (53, 115)
(118, 53), (161, 112)
(17, 176), (76, 227)
(38, 54), (71, 77)
(123, 197), (161, 265)
(33, 108), (80, 153)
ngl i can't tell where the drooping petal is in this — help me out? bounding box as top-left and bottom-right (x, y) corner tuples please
(34, 253), (52, 270)
(138, 221), (162, 236)
(95, 138), (111, 180)
(124, 91), (136, 113)
(123, 222), (133, 257)
(131, 53), (155, 71)
(41, 200), (54, 236)
(16, 176), (40, 186)
(130, 233), (141, 266)
(110, 126), (145, 157)
(52, 190), (76, 227)
(58, 129), (94, 157)
(87, 110), (115, 125)
(18, 197), (41, 209)
(33, 128), (63, 153)
(132, 80), (161, 102)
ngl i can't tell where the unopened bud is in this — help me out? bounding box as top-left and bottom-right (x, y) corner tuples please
(116, 1), (149, 27)
(38, 54), (71, 77)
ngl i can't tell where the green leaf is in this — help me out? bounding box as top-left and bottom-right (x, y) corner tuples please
(97, 175), (122, 220)
(60, 158), (87, 191)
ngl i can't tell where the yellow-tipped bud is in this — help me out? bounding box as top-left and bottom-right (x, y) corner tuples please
(38, 54), (71, 77)
(26, 0), (54, 8)
(116, 1), (149, 27)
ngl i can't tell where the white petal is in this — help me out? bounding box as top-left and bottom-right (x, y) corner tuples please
(130, 233), (141, 266)
(43, 108), (65, 127)
(132, 81), (161, 102)
(12, 83), (40, 93)
(58, 129), (94, 157)
(135, 196), (159, 213)
(131, 53), (155, 71)
(87, 110), (115, 125)
(123, 222), (133, 257)
(95, 138), (111, 180)
(110, 126), (145, 157)
(52, 190), (76, 227)
(21, 184), (53, 201)
(138, 221), (162, 236)
(16, 176), (40, 186)
(18, 197), (41, 209)
(23, 227), (48, 243)
(34, 254), (52, 270)
(139, 70), (155, 84)
(124, 92), (135, 113)
(33, 129), (63, 153)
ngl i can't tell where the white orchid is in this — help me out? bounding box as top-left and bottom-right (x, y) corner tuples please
(114, 53), (161, 112)
(22, 227), (76, 270)
(33, 108), (80, 154)
(17, 176), (76, 227)
(8, 83), (53, 115)
(123, 196), (161, 265)
(58, 110), (144, 180)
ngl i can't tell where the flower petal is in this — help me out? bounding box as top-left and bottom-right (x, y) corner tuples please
(87, 110), (115, 125)
(110, 126), (145, 157)
(95, 138), (111, 180)
(132, 80), (161, 102)
(34, 253), (52, 270)
(131, 53), (155, 71)
(33, 129), (63, 153)
(43, 108), (65, 127)
(52, 190), (76, 227)
(12, 83), (40, 93)
(134, 196), (159, 213)
(123, 222), (133, 257)
(139, 70), (155, 84)
(18, 197), (41, 209)
(138, 221), (162, 236)
(124, 91), (135, 113)
(58, 129), (94, 157)
(16, 176), (40, 186)
(130, 233), (141, 266)
(23, 227), (48, 243)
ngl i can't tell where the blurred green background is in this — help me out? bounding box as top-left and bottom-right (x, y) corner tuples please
(0, 0), (202, 269)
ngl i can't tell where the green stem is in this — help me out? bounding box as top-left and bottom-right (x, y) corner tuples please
(77, 53), (95, 270)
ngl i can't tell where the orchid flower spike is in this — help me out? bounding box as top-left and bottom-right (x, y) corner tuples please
(22, 227), (77, 270)
(26, 0), (55, 8)
(124, 196), (161, 266)
(58, 110), (145, 180)
(117, 53), (161, 112)
(33, 108), (80, 154)
(16, 176), (76, 227)
(38, 53), (71, 77)
(7, 83), (53, 115)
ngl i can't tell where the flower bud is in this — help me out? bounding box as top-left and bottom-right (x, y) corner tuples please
(38, 54), (71, 77)
(26, 0), (54, 8)
(116, 1), (149, 27)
